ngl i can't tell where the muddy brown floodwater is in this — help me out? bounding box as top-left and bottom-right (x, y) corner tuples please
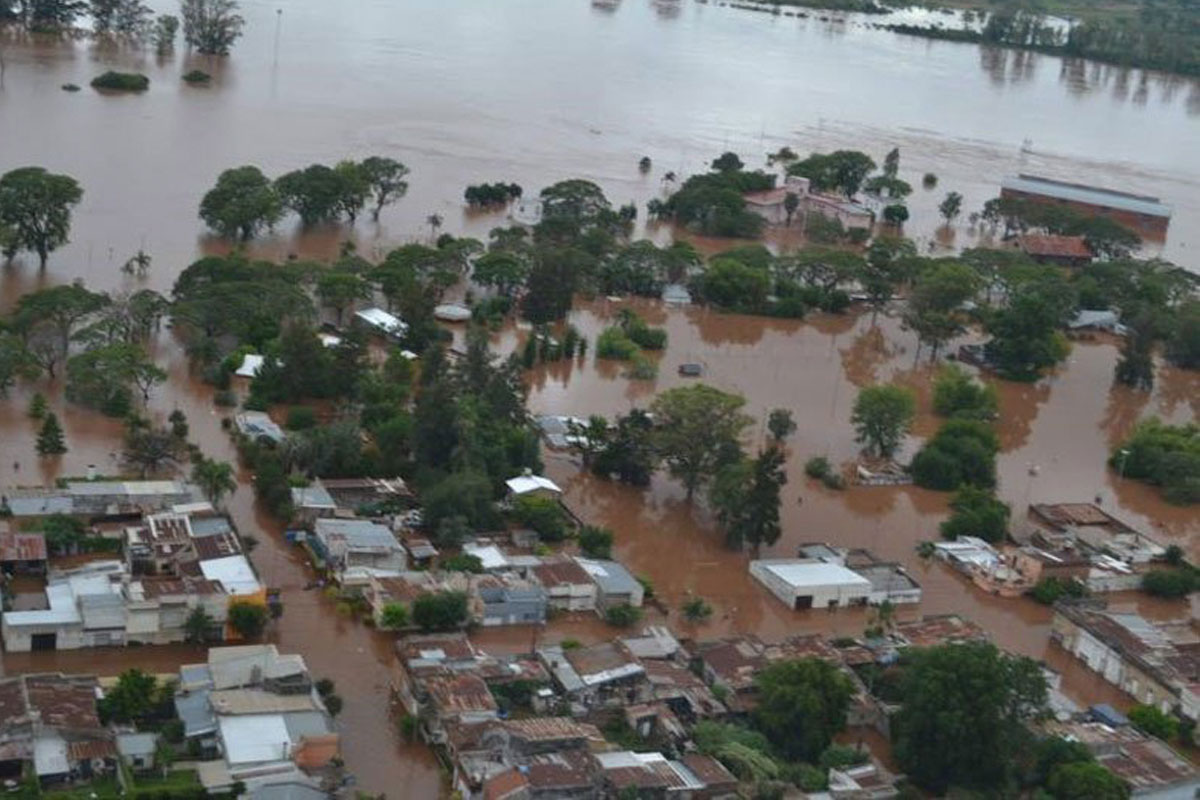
(1, 0), (1199, 792)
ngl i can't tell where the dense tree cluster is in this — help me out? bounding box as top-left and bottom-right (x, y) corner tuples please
(1113, 419), (1199, 505)
(463, 182), (522, 208)
(649, 153), (774, 238)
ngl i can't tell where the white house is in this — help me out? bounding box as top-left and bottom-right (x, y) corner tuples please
(312, 518), (406, 585)
(505, 474), (562, 502)
(748, 559), (872, 610)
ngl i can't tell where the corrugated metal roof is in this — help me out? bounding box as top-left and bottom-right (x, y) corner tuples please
(1002, 174), (1172, 218)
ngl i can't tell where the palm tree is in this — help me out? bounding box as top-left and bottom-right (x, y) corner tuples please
(192, 457), (237, 507)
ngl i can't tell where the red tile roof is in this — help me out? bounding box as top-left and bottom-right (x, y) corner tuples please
(1018, 234), (1093, 259)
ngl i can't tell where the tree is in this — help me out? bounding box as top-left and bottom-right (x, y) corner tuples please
(1127, 704), (1179, 741)
(605, 603), (642, 627)
(1115, 317), (1155, 391)
(152, 13), (179, 51)
(783, 192), (800, 226)
(66, 343), (163, 416)
(228, 601), (268, 638)
(36, 412), (67, 455)
(711, 447), (787, 552)
(651, 384), (752, 499)
(323, 695), (344, 717)
(123, 426), (182, 477)
(1046, 762), (1130, 800)
(472, 251), (529, 298)
(911, 419), (999, 491)
(28, 392), (48, 420)
(985, 273), (1076, 381)
(939, 191), (963, 223)
(893, 642), (1047, 794)
(412, 591), (469, 632)
(851, 384), (915, 459)
(316, 270), (370, 325)
(1165, 300), (1200, 369)
(932, 365), (997, 420)
(767, 409), (796, 443)
(902, 260), (979, 359)
(787, 151), (876, 198)
(98, 669), (157, 725)
(380, 602), (410, 629)
(180, 0), (244, 55)
(578, 525), (614, 559)
(883, 147), (900, 178)
(199, 166), (281, 240)
(752, 659), (855, 762)
(92, 0), (151, 35)
(333, 160), (369, 223)
(14, 283), (109, 360)
(184, 607), (219, 644)
(882, 203), (909, 225)
(192, 458), (237, 507)
(276, 165), (346, 226)
(698, 257), (771, 312)
(1140, 568), (1197, 598)
(860, 237), (915, 324)
(592, 409), (658, 486)
(359, 156), (410, 221)
(0, 167), (83, 268)
(0, 334), (38, 396)
(939, 485), (1010, 543)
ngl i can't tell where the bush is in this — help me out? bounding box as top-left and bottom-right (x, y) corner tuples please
(285, 406), (317, 431)
(511, 495), (568, 542)
(923, 172), (938, 188)
(804, 456), (831, 480)
(939, 486), (1010, 543)
(91, 71), (150, 91)
(440, 553), (484, 573)
(932, 365), (997, 420)
(1113, 419), (1199, 505)
(626, 324), (667, 351)
(182, 70), (212, 84)
(1140, 568), (1198, 598)
(605, 603), (642, 627)
(578, 525), (614, 559)
(412, 591), (469, 631)
(1128, 704), (1179, 740)
(821, 472), (846, 490)
(625, 352), (657, 380)
(1029, 577), (1088, 605)
(596, 327), (640, 360)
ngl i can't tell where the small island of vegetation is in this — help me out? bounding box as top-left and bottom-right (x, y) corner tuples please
(91, 71), (150, 92)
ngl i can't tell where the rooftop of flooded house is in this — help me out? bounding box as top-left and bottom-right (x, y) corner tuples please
(204, 645), (310, 690)
(892, 615), (989, 648)
(1056, 605), (1199, 685)
(0, 524), (47, 562)
(1027, 504), (1165, 560)
(1001, 174), (1172, 218)
(1017, 233), (1094, 259)
(1043, 720), (1197, 792)
(313, 518), (401, 552)
(3, 480), (198, 517)
(0, 674), (105, 733)
(539, 641), (643, 692)
(423, 672), (499, 716)
(697, 634), (842, 692)
(530, 557), (593, 588)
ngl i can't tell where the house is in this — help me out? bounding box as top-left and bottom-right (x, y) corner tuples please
(796, 544), (922, 606)
(1000, 174), (1171, 239)
(353, 307), (408, 340)
(574, 558), (643, 612)
(474, 574), (547, 627)
(479, 750), (599, 799)
(596, 750), (738, 798)
(0, 674), (116, 786)
(695, 634), (843, 713)
(311, 518), (406, 585)
(505, 474), (563, 503)
(1068, 309), (1127, 335)
(445, 717), (604, 798)
(1016, 234), (1094, 267)
(823, 758), (901, 799)
(367, 572), (439, 626)
(173, 646), (337, 791)
(0, 523), (47, 574)
(462, 541), (511, 572)
(742, 176), (807, 226)
(538, 641), (648, 710)
(1051, 603), (1199, 723)
(1029, 503), (1165, 563)
(288, 484), (337, 527)
(115, 732), (158, 772)
(234, 411), (286, 445)
(749, 558), (872, 610)
(3, 481), (199, 520)
(1042, 719), (1198, 798)
(803, 193), (875, 231)
(531, 558), (597, 612)
(892, 615), (988, 648)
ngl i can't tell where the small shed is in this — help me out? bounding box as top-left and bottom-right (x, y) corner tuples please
(505, 474), (562, 502)
(234, 354), (265, 379)
(116, 732), (158, 772)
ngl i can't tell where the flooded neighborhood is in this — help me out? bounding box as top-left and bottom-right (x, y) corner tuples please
(0, 0), (1197, 798)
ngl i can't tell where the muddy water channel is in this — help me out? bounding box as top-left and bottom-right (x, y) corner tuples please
(0, 0), (1198, 792)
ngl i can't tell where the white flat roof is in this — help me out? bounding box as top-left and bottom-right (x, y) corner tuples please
(505, 475), (562, 495)
(218, 714), (292, 765)
(355, 308), (408, 335)
(754, 559), (872, 589)
(463, 543), (508, 570)
(201, 555), (261, 596)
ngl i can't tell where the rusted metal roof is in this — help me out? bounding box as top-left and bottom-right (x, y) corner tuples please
(0, 530), (47, 563)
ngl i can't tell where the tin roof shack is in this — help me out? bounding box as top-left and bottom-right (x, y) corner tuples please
(1051, 603), (1199, 722)
(1000, 174), (1172, 239)
(0, 674), (116, 786)
(3, 481), (199, 522)
(531, 558), (597, 612)
(479, 750), (600, 799)
(0, 523), (47, 575)
(893, 615), (988, 649)
(822, 758), (901, 799)
(695, 635), (844, 714)
(596, 750), (739, 799)
(1016, 234), (1094, 267)
(444, 717), (604, 799)
(538, 641), (649, 712)
(474, 574), (547, 627)
(574, 558), (644, 613)
(1042, 719), (1199, 798)
(749, 558), (872, 610)
(311, 518), (406, 586)
(1029, 503), (1166, 564)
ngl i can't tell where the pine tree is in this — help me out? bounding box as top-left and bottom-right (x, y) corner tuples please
(36, 413), (67, 455)
(28, 392), (48, 420)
